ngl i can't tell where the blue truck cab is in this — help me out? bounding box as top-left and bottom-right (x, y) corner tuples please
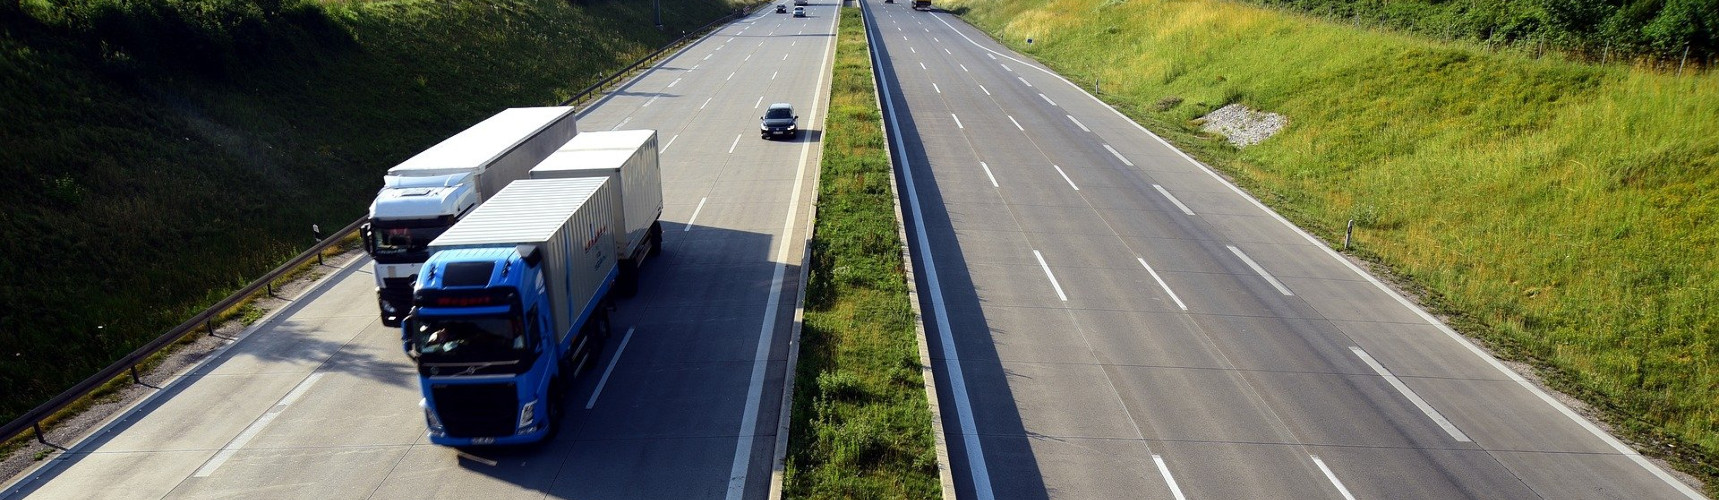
(405, 177), (620, 446)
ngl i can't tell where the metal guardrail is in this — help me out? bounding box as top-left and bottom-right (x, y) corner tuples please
(1, 5), (761, 449)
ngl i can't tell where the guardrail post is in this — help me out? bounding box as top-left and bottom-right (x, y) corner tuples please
(129, 365), (140, 384)
(1344, 219), (1355, 250)
(34, 422), (46, 444)
(206, 318), (214, 336)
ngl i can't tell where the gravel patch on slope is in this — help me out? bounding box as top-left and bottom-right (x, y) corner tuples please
(1200, 103), (1286, 147)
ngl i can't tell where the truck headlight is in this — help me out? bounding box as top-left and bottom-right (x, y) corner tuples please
(518, 399), (537, 429)
(422, 399), (444, 431)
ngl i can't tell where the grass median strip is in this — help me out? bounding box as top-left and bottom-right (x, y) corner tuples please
(784, 7), (939, 499)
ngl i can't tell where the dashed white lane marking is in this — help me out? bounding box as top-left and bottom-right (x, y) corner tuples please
(783, 54), (789, 60)
(1137, 257), (1187, 311)
(952, 114), (963, 129)
(704, 53), (712, 60)
(662, 134), (678, 153)
(586, 327), (636, 408)
(701, 97), (713, 109)
(727, 71), (735, 80)
(1052, 165), (1079, 191)
(668, 77), (682, 87)
(945, 48), (951, 54)
(1018, 76), (1033, 87)
(1227, 245), (1294, 296)
(1008, 115), (1023, 131)
(1000, 63), (1011, 71)
(1102, 144), (1134, 166)
(1039, 93), (1055, 106)
(920, 62), (927, 70)
(910, 46), (916, 53)
(755, 96), (764, 108)
(193, 373), (324, 477)
(933, 83), (941, 94)
(1153, 185), (1195, 215)
(979, 162), (998, 187)
(644, 96), (659, 107)
(1351, 347), (1473, 442)
(1153, 455), (1188, 500)
(1067, 115), (1089, 132)
(961, 64), (969, 72)
(728, 134), (741, 154)
(980, 85), (990, 95)
(772, 71), (778, 79)
(745, 54), (752, 61)
(610, 117), (631, 131)
(1312, 456), (1358, 500)
(1034, 250), (1068, 301)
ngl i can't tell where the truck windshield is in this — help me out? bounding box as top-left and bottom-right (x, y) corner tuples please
(412, 315), (526, 364)
(370, 223), (450, 261)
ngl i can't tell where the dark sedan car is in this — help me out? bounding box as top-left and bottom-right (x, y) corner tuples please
(760, 103), (798, 139)
(776, 4), (787, 13)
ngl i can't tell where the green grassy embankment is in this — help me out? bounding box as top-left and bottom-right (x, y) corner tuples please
(0, 0), (739, 427)
(941, 0), (1719, 491)
(784, 6), (940, 498)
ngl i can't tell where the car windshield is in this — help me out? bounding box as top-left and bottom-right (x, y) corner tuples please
(412, 315), (526, 364)
(766, 108), (793, 119)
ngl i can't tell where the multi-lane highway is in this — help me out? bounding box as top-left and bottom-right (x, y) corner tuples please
(2, 4), (837, 499)
(862, 1), (1705, 498)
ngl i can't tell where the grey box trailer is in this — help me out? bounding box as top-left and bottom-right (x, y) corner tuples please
(529, 129), (664, 296)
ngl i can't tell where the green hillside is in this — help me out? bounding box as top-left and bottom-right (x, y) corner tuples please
(0, 0), (738, 426)
(941, 0), (1719, 490)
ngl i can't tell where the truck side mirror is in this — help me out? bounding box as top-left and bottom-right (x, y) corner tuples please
(360, 223), (375, 255)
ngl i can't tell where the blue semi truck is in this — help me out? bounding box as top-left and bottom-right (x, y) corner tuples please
(406, 177), (619, 445)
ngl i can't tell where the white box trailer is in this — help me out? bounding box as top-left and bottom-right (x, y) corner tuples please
(530, 129), (664, 295)
(388, 106), (579, 202)
(424, 178), (618, 341)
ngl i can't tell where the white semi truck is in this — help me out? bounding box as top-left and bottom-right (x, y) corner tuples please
(363, 106), (578, 327)
(529, 129), (664, 296)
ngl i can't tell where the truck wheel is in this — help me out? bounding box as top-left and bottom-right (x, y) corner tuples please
(617, 259), (639, 297)
(543, 377), (566, 442)
(648, 221), (664, 258)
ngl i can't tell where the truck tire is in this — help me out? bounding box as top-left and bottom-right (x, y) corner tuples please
(543, 377), (566, 442)
(648, 221), (664, 258)
(617, 259), (639, 297)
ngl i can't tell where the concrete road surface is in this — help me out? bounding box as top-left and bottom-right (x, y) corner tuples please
(2, 4), (837, 499)
(861, 1), (1705, 498)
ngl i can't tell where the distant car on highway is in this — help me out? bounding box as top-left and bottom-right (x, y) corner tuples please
(793, 0), (808, 5)
(793, 6), (806, 16)
(760, 103), (798, 139)
(776, 4), (787, 13)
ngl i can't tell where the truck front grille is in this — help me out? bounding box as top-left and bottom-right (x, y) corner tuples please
(429, 382), (518, 438)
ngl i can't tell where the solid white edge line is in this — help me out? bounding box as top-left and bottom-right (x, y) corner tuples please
(685, 197), (708, 231)
(1033, 250), (1068, 301)
(1102, 144), (1135, 166)
(1351, 346), (1472, 442)
(1226, 245), (1294, 296)
(727, 5), (832, 496)
(1038, 93), (1055, 106)
(952, 114), (963, 129)
(979, 162), (998, 187)
(728, 134), (742, 154)
(1311, 455), (1359, 500)
(662, 134), (678, 153)
(193, 372), (325, 478)
(870, 7), (995, 498)
(1152, 455), (1188, 500)
(1137, 258), (1187, 311)
(1067, 115), (1089, 132)
(585, 328), (636, 409)
(925, 8), (1701, 492)
(1008, 115), (1023, 131)
(1051, 165), (1079, 191)
(1152, 184), (1196, 215)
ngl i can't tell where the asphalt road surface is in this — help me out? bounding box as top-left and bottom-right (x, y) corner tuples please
(861, 1), (1706, 498)
(2, 4), (836, 499)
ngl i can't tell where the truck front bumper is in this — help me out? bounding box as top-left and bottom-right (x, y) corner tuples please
(427, 424), (550, 446)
